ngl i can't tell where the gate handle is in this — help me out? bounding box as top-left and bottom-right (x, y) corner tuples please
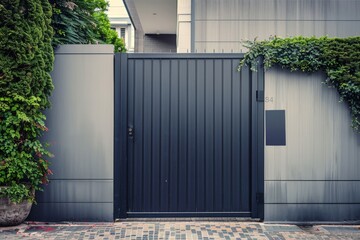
(128, 127), (134, 138)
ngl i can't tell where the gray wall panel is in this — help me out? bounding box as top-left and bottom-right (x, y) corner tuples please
(265, 69), (360, 181)
(35, 180), (113, 203)
(194, 0), (360, 53)
(44, 46), (114, 179)
(195, 21), (360, 42)
(30, 203), (113, 222)
(29, 45), (114, 221)
(265, 181), (360, 204)
(265, 204), (360, 222)
(196, 0), (360, 21)
(54, 45), (115, 54)
(264, 68), (360, 222)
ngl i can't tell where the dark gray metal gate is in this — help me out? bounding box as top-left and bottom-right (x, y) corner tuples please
(114, 53), (264, 219)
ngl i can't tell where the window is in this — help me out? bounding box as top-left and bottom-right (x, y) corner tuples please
(120, 28), (126, 40)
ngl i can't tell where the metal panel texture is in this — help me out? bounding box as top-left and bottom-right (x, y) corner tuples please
(265, 68), (360, 222)
(114, 53), (264, 219)
(193, 0), (360, 53)
(29, 45), (114, 222)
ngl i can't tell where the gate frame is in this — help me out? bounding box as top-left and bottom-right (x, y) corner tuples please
(114, 53), (264, 220)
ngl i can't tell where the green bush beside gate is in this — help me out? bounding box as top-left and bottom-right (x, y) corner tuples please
(0, 0), (54, 203)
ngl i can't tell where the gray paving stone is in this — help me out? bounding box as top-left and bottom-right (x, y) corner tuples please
(322, 226), (360, 233)
(0, 222), (359, 239)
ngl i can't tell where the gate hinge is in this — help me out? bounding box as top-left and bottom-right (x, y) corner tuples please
(256, 90), (264, 102)
(256, 192), (264, 204)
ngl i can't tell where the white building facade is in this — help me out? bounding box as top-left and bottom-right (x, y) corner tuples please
(107, 0), (135, 52)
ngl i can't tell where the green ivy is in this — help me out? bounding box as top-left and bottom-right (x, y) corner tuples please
(0, 184), (33, 204)
(240, 36), (360, 131)
(0, 1), (54, 203)
(0, 95), (53, 203)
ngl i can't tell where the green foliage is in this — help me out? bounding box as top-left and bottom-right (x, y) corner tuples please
(92, 0), (126, 52)
(50, 0), (126, 52)
(0, 95), (53, 203)
(50, 0), (97, 45)
(0, 1), (54, 203)
(0, 184), (33, 204)
(0, 0), (54, 108)
(0, 96), (53, 203)
(240, 36), (360, 131)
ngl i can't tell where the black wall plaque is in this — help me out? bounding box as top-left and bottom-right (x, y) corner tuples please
(266, 110), (286, 146)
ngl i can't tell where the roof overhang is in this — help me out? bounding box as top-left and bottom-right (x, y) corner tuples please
(123, 0), (177, 34)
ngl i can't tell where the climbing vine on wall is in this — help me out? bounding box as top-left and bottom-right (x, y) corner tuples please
(0, 0), (54, 203)
(239, 36), (360, 131)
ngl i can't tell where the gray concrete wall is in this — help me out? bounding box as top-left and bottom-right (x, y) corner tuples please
(265, 69), (360, 222)
(29, 45), (114, 221)
(194, 0), (360, 52)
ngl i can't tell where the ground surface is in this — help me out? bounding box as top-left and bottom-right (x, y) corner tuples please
(1, 221), (360, 240)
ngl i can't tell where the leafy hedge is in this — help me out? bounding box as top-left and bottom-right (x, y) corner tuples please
(50, 0), (97, 45)
(0, 0), (54, 107)
(92, 0), (126, 53)
(0, 0), (54, 203)
(0, 96), (52, 203)
(50, 0), (126, 52)
(240, 36), (360, 131)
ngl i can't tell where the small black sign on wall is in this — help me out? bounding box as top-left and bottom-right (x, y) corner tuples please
(266, 110), (286, 146)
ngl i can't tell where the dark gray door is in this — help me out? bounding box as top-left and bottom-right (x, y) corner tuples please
(115, 54), (264, 219)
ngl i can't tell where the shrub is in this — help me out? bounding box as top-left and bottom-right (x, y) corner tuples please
(50, 0), (97, 45)
(50, 0), (126, 52)
(0, 0), (54, 203)
(0, 96), (53, 203)
(92, 0), (126, 52)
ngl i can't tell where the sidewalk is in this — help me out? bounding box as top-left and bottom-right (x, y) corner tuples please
(1, 221), (360, 240)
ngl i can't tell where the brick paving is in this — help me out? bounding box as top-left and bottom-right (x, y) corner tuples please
(0, 221), (360, 240)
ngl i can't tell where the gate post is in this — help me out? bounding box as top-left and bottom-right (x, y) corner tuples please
(251, 57), (265, 219)
(114, 53), (128, 219)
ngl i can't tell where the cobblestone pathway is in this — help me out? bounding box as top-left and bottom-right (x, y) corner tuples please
(1, 222), (360, 240)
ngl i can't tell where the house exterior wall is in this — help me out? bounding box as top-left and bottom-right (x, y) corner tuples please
(192, 0), (360, 222)
(28, 45), (114, 221)
(193, 0), (360, 53)
(108, 0), (135, 52)
(120, 0), (178, 53)
(177, 0), (192, 53)
(112, 25), (135, 53)
(121, 0), (145, 53)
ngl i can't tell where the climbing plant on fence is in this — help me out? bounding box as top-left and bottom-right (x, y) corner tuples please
(239, 36), (360, 131)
